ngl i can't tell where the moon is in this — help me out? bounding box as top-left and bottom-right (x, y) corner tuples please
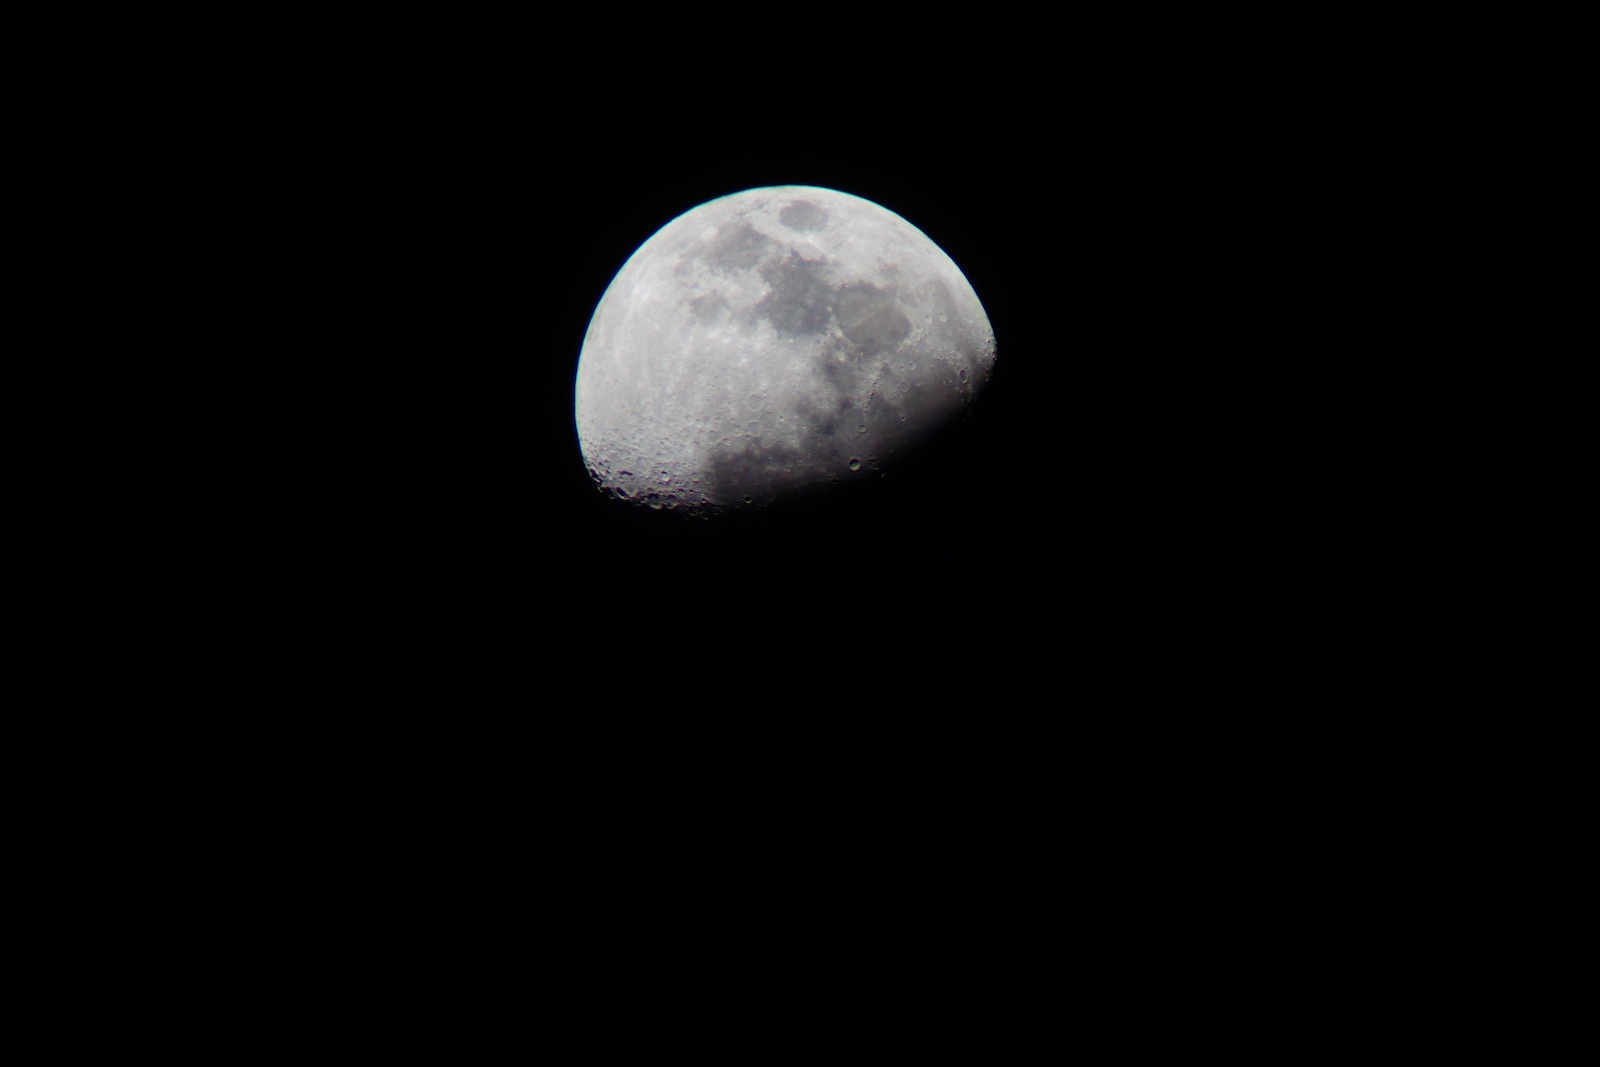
(574, 185), (995, 513)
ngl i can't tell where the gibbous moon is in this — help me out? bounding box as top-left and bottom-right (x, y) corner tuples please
(574, 185), (995, 513)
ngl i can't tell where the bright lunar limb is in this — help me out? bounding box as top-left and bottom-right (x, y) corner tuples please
(574, 186), (995, 513)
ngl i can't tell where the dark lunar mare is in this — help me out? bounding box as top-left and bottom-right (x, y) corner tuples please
(704, 261), (976, 506)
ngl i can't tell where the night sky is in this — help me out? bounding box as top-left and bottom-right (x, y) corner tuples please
(84, 26), (1535, 1064)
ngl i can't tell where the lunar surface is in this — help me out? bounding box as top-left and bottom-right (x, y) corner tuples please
(574, 186), (995, 513)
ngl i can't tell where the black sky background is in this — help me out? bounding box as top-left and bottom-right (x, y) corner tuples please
(77, 25), (1544, 1063)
